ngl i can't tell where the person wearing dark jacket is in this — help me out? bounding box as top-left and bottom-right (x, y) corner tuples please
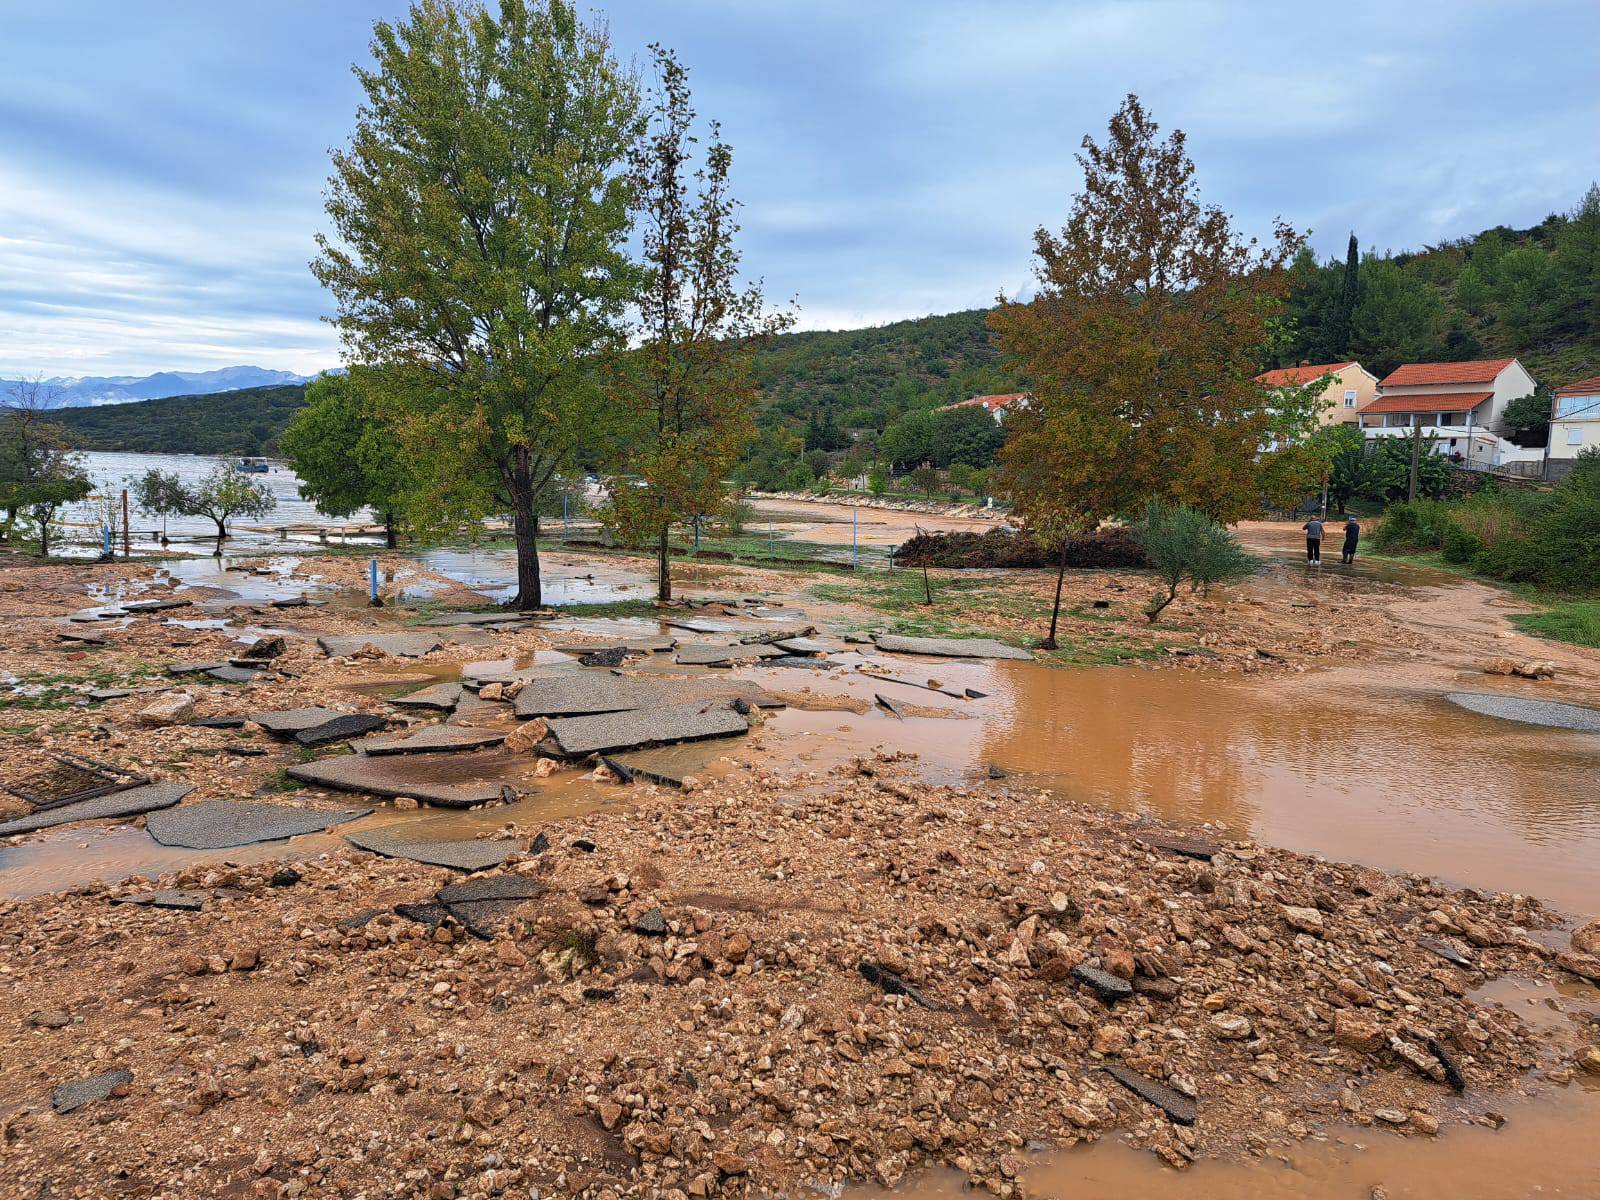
(1301, 516), (1323, 564)
(1341, 515), (1361, 565)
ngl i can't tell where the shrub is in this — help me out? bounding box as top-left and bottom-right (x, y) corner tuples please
(1133, 501), (1254, 622)
(894, 526), (1147, 569)
(1440, 523), (1483, 564)
(1371, 499), (1454, 552)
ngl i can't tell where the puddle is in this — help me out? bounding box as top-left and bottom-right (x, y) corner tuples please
(1471, 975), (1600, 1035)
(730, 654), (1600, 914)
(862, 1085), (1600, 1200)
(416, 548), (648, 605)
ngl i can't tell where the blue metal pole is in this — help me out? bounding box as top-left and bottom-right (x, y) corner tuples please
(369, 558), (378, 602)
(103, 526), (111, 557)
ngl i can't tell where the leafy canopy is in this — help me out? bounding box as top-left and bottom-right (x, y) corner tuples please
(992, 94), (1303, 533)
(313, 0), (642, 606)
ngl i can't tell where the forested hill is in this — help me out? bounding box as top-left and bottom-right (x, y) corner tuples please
(45, 309), (1014, 456)
(1273, 186), (1600, 383)
(43, 191), (1600, 458)
(50, 384), (308, 456)
(750, 308), (1012, 431)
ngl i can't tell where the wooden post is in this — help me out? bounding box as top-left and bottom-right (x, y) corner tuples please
(1407, 416), (1423, 502)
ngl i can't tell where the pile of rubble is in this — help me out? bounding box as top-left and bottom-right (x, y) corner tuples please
(2, 758), (1595, 1199)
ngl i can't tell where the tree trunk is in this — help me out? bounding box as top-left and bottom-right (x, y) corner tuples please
(1146, 580), (1179, 623)
(384, 512), (397, 550)
(37, 513), (50, 558)
(656, 526), (672, 602)
(1041, 542), (1069, 650)
(213, 516), (227, 554)
(508, 457), (542, 611)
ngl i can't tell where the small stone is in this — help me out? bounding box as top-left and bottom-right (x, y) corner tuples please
(634, 907), (668, 937)
(1409, 1110), (1440, 1135)
(229, 945), (260, 971)
(1071, 963), (1133, 1002)
(1209, 1013), (1252, 1040)
(1334, 1011), (1385, 1054)
(505, 719), (549, 754)
(30, 1009), (71, 1029)
(1576, 1047), (1600, 1075)
(137, 692), (195, 727)
(1281, 904), (1325, 935)
(1374, 1108), (1408, 1125)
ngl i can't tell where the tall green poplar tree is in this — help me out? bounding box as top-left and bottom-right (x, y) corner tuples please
(314, 0), (642, 608)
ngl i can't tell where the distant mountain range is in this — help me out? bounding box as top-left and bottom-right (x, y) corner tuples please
(2, 366), (315, 408)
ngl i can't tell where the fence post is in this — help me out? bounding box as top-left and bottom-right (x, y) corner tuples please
(121, 490), (130, 556)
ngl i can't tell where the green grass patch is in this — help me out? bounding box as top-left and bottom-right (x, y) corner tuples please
(258, 770), (301, 793)
(1510, 600), (1600, 648)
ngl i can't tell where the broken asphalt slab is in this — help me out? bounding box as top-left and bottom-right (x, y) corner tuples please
(0, 782), (192, 838)
(1444, 692), (1600, 733)
(245, 706), (346, 735)
(608, 742), (723, 788)
(51, 1068), (133, 1115)
(512, 672), (780, 718)
(390, 682), (464, 710)
(871, 634), (1033, 661)
(433, 874), (546, 937)
(345, 824), (515, 872)
(416, 611), (541, 627)
(145, 799), (370, 849)
(287, 752), (514, 807)
(317, 632), (445, 658)
(1101, 1063), (1197, 1125)
(295, 713), (390, 746)
(111, 889), (207, 911)
(1136, 831), (1223, 861)
(673, 642), (787, 666)
(546, 701), (748, 757)
(550, 635), (676, 655)
(356, 725), (507, 755)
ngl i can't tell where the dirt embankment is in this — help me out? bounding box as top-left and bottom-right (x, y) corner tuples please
(3, 757), (1597, 1199)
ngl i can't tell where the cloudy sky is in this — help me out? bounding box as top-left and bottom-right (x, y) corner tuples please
(2, 0), (1596, 378)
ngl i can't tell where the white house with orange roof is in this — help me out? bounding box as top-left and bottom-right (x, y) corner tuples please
(1358, 358), (1538, 467)
(935, 392), (1029, 424)
(1550, 374), (1600, 469)
(1255, 361), (1378, 426)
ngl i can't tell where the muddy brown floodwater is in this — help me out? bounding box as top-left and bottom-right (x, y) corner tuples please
(744, 654), (1600, 916)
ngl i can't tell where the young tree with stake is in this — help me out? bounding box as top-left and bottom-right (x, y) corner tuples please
(606, 46), (790, 601)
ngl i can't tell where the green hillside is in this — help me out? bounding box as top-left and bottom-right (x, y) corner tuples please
(47, 190), (1600, 465)
(1274, 186), (1600, 383)
(52, 384), (309, 456)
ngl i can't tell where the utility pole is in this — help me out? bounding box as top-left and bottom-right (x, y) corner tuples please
(1407, 415), (1423, 502)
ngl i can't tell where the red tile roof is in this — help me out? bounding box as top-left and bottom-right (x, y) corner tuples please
(1555, 374), (1600, 397)
(937, 392), (1028, 413)
(1255, 362), (1355, 387)
(1360, 391), (1493, 415)
(1379, 359), (1515, 387)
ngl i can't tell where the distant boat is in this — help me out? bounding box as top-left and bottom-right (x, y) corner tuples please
(234, 457), (269, 473)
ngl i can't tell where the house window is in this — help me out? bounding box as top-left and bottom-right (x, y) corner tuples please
(1343, 390), (1357, 408)
(1570, 427), (1585, 446)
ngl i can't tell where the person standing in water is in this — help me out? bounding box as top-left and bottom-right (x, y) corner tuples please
(1302, 515), (1324, 564)
(1341, 515), (1360, 565)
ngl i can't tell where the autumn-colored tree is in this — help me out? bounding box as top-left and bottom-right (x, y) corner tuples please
(605, 46), (790, 600)
(992, 95), (1303, 560)
(314, 0), (641, 609)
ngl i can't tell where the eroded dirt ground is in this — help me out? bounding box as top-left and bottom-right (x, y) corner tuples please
(2, 528), (1599, 1200)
